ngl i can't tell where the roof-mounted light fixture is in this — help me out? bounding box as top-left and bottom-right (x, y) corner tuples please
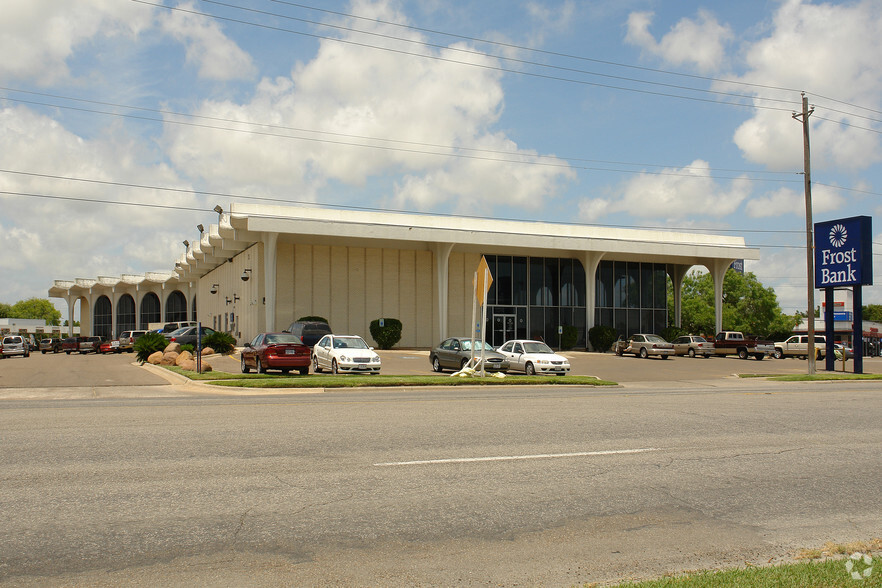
(210, 284), (219, 294)
(197, 224), (204, 234)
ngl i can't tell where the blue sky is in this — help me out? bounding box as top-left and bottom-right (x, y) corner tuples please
(1, 0), (881, 317)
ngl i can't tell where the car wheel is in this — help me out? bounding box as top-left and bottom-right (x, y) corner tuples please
(298, 367), (309, 375)
(661, 354), (670, 359)
(313, 355), (322, 373)
(41, 350), (47, 354)
(65, 351), (71, 355)
(774, 349), (783, 359)
(639, 347), (648, 359)
(525, 362), (535, 376)
(615, 346), (623, 356)
(256, 358), (266, 374)
(240, 354), (250, 373)
(687, 348), (695, 358)
(738, 348), (749, 360)
(331, 359), (339, 375)
(432, 356), (443, 373)
(754, 354), (765, 360)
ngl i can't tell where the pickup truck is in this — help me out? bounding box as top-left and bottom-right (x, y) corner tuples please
(62, 336), (102, 354)
(773, 335), (826, 359)
(713, 331), (774, 360)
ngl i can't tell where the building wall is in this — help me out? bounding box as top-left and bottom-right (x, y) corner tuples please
(275, 243), (439, 347)
(199, 244), (261, 342)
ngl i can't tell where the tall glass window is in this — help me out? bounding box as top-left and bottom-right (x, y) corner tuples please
(165, 290), (187, 322)
(140, 292), (160, 329)
(595, 261), (668, 336)
(117, 294), (136, 336)
(94, 295), (112, 339)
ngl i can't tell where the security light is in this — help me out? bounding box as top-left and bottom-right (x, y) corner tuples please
(241, 268), (252, 282)
(197, 224), (204, 234)
(210, 284), (219, 294)
(214, 205), (223, 214)
(183, 240), (190, 248)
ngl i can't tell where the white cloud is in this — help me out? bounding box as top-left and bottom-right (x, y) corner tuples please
(579, 160), (751, 221)
(730, 0), (882, 171)
(625, 9), (733, 72)
(163, 1), (574, 209)
(745, 184), (845, 218)
(0, 0), (151, 85)
(157, 1), (256, 81)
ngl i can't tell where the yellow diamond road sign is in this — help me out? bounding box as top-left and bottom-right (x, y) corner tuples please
(475, 256), (493, 303)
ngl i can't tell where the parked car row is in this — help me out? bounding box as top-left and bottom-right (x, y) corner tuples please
(614, 332), (855, 361)
(429, 337), (571, 375)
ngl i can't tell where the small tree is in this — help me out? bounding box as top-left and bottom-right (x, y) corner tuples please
(369, 318), (402, 350)
(134, 332), (169, 363)
(202, 331), (235, 354)
(588, 325), (618, 353)
(560, 325), (579, 350)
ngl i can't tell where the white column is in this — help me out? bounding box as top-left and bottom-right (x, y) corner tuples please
(579, 251), (604, 349)
(431, 242), (455, 341)
(263, 232), (278, 332)
(709, 259), (734, 335)
(668, 264), (692, 328)
(66, 295), (76, 336)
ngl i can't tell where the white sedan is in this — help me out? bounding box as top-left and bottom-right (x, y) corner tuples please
(312, 334), (382, 374)
(496, 339), (570, 376)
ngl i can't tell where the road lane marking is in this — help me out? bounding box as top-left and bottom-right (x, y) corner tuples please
(373, 447), (661, 466)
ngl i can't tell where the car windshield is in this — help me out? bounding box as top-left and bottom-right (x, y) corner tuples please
(334, 337), (369, 349)
(168, 327), (189, 336)
(523, 341), (554, 354)
(693, 336), (707, 342)
(460, 340), (494, 352)
(645, 335), (666, 343)
(265, 334), (301, 345)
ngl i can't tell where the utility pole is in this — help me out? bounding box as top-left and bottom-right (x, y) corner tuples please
(793, 93), (816, 374)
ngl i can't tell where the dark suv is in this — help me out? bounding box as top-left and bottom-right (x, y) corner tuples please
(283, 321), (332, 347)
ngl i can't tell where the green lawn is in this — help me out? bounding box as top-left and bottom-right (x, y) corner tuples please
(162, 366), (617, 388)
(607, 556), (880, 587)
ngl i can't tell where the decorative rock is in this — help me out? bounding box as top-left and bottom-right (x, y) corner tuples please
(160, 351), (179, 366)
(175, 350), (193, 366)
(148, 351), (163, 365)
(164, 342), (181, 354)
(178, 359), (212, 373)
(201, 347), (215, 356)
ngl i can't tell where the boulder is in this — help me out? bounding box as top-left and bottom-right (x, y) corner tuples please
(160, 351), (179, 366)
(201, 347), (216, 356)
(178, 359), (212, 373)
(164, 342), (181, 354)
(175, 350), (193, 366)
(147, 351), (164, 365)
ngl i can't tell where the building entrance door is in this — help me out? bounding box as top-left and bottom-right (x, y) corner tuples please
(492, 314), (516, 347)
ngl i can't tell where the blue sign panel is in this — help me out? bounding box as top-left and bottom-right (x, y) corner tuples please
(833, 311), (853, 321)
(814, 216), (872, 288)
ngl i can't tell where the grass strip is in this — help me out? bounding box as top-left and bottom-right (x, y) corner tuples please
(608, 556), (880, 587)
(161, 366), (616, 388)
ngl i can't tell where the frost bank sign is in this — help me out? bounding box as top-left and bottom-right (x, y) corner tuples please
(815, 216), (873, 288)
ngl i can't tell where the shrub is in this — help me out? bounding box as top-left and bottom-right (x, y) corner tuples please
(369, 318), (402, 350)
(660, 326), (686, 342)
(180, 344), (195, 353)
(202, 331), (236, 354)
(134, 332), (169, 363)
(588, 325), (618, 353)
(297, 316), (328, 323)
(560, 325), (579, 350)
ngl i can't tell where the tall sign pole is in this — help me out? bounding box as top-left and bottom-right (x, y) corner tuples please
(474, 256), (493, 377)
(793, 93), (816, 374)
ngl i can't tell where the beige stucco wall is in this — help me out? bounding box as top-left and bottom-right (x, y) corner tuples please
(199, 244), (261, 343)
(274, 243), (438, 347)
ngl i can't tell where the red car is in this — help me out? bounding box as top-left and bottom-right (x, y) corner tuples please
(241, 332), (311, 375)
(97, 339), (122, 354)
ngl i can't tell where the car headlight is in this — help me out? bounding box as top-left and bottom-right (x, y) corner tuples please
(537, 359), (550, 364)
(371, 355), (381, 363)
(340, 354), (351, 362)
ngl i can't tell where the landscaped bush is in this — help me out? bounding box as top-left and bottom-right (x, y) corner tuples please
(180, 344), (195, 353)
(297, 316), (328, 323)
(134, 332), (169, 363)
(588, 325), (618, 353)
(660, 326), (686, 342)
(369, 318), (402, 350)
(202, 331), (236, 354)
(560, 325), (579, 350)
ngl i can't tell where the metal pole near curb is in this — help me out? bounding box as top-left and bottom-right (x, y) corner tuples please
(793, 92), (816, 375)
(196, 321), (202, 374)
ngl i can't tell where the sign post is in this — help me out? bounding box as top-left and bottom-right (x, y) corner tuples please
(814, 216), (872, 373)
(473, 256), (493, 377)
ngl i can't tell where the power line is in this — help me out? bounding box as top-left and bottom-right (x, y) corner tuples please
(131, 0), (798, 113)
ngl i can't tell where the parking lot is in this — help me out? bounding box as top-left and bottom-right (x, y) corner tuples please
(1, 346), (877, 391)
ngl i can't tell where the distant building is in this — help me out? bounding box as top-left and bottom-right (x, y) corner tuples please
(793, 289), (882, 356)
(0, 318), (74, 337)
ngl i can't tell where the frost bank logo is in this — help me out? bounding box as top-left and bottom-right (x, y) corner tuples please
(829, 223), (848, 248)
(845, 552), (874, 581)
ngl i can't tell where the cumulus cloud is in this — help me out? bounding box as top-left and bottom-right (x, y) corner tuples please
(579, 160), (751, 221)
(745, 184), (845, 218)
(157, 1), (256, 81)
(164, 0), (574, 209)
(625, 9), (733, 72)
(0, 106), (203, 298)
(729, 0), (882, 171)
(0, 0), (150, 85)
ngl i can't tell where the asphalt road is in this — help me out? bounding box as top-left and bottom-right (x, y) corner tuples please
(1, 374), (881, 586)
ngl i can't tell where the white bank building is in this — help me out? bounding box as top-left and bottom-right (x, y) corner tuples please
(49, 203), (758, 349)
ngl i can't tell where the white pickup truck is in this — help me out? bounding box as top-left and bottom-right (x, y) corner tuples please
(773, 334), (826, 359)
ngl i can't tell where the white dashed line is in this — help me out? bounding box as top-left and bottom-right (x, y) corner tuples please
(374, 447), (660, 466)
